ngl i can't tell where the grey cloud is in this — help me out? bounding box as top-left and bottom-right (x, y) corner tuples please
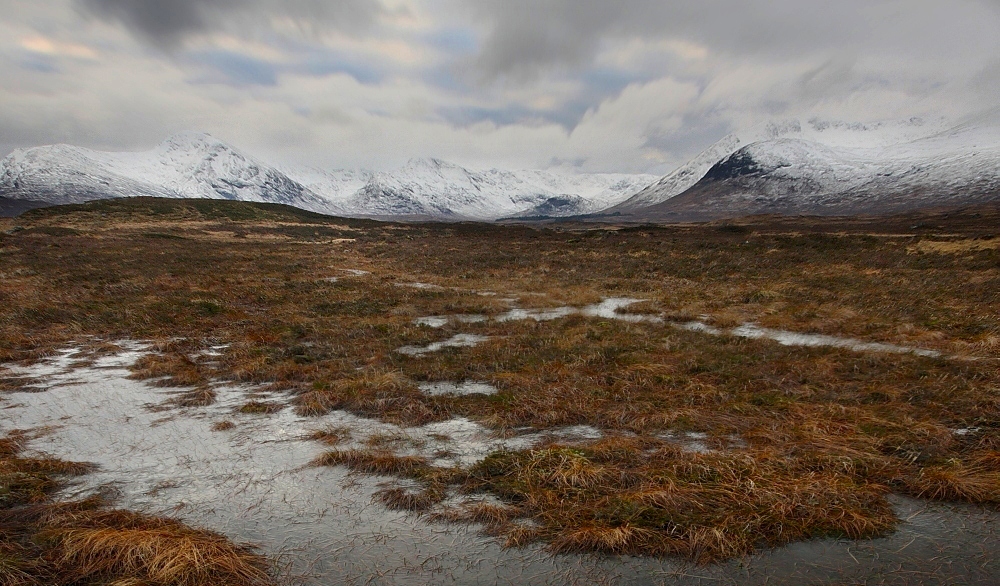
(797, 57), (859, 100)
(4, 0), (1000, 173)
(971, 60), (1000, 94)
(77, 0), (236, 45)
(465, 0), (984, 81)
(77, 0), (384, 46)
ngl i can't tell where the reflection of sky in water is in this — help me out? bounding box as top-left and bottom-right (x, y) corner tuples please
(417, 381), (498, 397)
(675, 322), (942, 357)
(396, 334), (491, 356)
(1, 347), (997, 585)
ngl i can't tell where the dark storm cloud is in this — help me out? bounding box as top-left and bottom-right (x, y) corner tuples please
(77, 0), (231, 45)
(77, 0), (384, 46)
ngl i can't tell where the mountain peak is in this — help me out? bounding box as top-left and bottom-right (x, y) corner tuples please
(403, 157), (459, 171)
(158, 132), (230, 153)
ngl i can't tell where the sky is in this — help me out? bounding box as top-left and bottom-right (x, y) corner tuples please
(2, 0), (1000, 174)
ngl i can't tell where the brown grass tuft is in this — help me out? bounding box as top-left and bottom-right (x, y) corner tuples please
(169, 387), (217, 408)
(131, 353), (209, 388)
(43, 510), (272, 585)
(550, 524), (663, 556)
(906, 463), (1000, 502)
(312, 449), (429, 477)
(374, 485), (445, 511)
(427, 502), (519, 529)
(306, 426), (351, 446)
(238, 401), (283, 415)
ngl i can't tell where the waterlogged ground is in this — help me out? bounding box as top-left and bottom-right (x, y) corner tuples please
(2, 346), (1000, 585)
(2, 199), (1000, 584)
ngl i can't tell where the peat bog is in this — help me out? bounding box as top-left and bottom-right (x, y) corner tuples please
(1, 198), (999, 584)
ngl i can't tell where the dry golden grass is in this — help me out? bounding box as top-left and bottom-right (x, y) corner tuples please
(905, 462), (1000, 502)
(43, 510), (272, 586)
(313, 449), (429, 477)
(3, 198), (1000, 562)
(908, 236), (1000, 255)
(427, 502), (520, 529)
(306, 426), (351, 446)
(210, 421), (237, 432)
(131, 353), (211, 388)
(238, 400), (284, 415)
(294, 369), (448, 426)
(374, 485), (445, 511)
(466, 440), (897, 562)
(169, 386), (217, 408)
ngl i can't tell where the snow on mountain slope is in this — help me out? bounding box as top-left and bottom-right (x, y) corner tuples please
(0, 133), (337, 214)
(610, 117), (949, 212)
(511, 169), (656, 216)
(634, 118), (1000, 221)
(1, 135), (655, 221)
(285, 158), (656, 220)
(0, 143), (179, 203)
(277, 165), (370, 207)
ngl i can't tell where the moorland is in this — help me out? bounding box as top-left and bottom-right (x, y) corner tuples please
(1, 198), (999, 583)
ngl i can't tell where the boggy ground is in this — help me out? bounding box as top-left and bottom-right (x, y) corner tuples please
(1, 198), (999, 565)
(0, 430), (273, 585)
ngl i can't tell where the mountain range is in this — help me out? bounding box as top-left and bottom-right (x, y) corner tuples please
(0, 133), (656, 221)
(609, 114), (1000, 221)
(2, 114), (999, 221)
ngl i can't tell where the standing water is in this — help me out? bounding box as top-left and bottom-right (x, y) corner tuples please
(1, 346), (998, 585)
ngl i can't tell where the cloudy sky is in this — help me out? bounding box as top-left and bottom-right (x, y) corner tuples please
(3, 0), (1000, 174)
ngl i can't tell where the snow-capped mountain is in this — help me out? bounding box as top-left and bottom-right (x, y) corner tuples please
(628, 116), (1000, 221)
(0, 134), (656, 220)
(0, 133), (336, 214)
(6, 115), (998, 223)
(290, 158), (656, 219)
(609, 116), (950, 213)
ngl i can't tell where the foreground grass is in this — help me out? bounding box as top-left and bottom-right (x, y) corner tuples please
(0, 431), (274, 585)
(1, 198), (999, 563)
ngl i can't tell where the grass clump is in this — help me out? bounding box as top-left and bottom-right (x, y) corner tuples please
(306, 426), (351, 446)
(427, 502), (521, 529)
(169, 386), (217, 408)
(374, 484), (446, 512)
(238, 401), (283, 415)
(131, 352), (210, 388)
(210, 421), (237, 432)
(312, 449), (429, 477)
(294, 370), (448, 426)
(465, 440), (896, 562)
(0, 432), (276, 585)
(41, 510), (272, 586)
